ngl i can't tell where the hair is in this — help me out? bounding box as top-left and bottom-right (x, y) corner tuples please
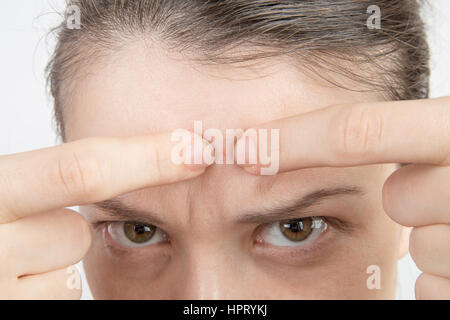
(47, 0), (430, 140)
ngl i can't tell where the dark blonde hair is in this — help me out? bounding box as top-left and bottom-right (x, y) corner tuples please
(47, 0), (430, 140)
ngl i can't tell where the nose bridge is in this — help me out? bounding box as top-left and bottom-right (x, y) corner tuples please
(170, 165), (252, 299)
(175, 242), (240, 299)
(185, 164), (247, 225)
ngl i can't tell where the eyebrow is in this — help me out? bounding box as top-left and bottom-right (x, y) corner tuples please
(237, 186), (365, 224)
(92, 186), (365, 226)
(92, 199), (165, 226)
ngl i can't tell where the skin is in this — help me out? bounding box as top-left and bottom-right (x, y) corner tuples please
(70, 42), (402, 299)
(0, 40), (448, 299)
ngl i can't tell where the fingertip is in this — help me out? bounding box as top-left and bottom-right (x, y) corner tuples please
(78, 215), (92, 255)
(174, 130), (216, 169)
(381, 169), (403, 224)
(64, 211), (92, 256)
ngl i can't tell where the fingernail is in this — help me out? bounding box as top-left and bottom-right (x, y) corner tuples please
(243, 164), (261, 175)
(185, 138), (215, 170)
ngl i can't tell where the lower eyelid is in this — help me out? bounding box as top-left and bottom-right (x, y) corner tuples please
(255, 224), (329, 249)
(257, 217), (327, 247)
(100, 227), (171, 262)
(253, 219), (334, 257)
(251, 230), (335, 267)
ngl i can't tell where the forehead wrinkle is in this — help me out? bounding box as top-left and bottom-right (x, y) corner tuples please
(254, 174), (279, 196)
(252, 169), (319, 199)
(186, 180), (197, 226)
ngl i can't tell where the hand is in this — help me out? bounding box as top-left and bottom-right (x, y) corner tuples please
(237, 96), (450, 299)
(0, 133), (209, 299)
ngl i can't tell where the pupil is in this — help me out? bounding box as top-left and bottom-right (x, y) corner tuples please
(124, 222), (156, 243)
(290, 221), (303, 233)
(280, 218), (313, 242)
(134, 224), (146, 234)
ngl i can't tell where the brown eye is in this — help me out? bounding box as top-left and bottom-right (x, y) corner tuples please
(279, 218), (313, 242)
(124, 222), (156, 243)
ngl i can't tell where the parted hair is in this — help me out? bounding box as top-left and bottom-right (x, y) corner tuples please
(47, 0), (430, 140)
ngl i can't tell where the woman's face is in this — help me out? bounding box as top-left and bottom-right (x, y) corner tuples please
(66, 41), (404, 299)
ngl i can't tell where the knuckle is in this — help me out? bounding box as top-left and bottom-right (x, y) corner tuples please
(409, 228), (426, 271)
(331, 104), (384, 159)
(0, 169), (21, 222)
(15, 268), (83, 300)
(147, 140), (162, 182)
(414, 273), (443, 300)
(52, 140), (106, 199)
(414, 273), (427, 300)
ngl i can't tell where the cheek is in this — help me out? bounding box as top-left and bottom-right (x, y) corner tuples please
(81, 221), (401, 299)
(250, 241), (395, 300)
(249, 210), (401, 299)
(82, 228), (173, 299)
(250, 237), (398, 299)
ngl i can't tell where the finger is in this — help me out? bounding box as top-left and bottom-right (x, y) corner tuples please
(11, 267), (82, 300)
(415, 273), (450, 300)
(382, 165), (450, 226)
(0, 132), (211, 223)
(409, 225), (450, 278)
(0, 209), (91, 278)
(235, 96), (450, 174)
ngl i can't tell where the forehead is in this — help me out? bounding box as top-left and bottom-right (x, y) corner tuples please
(65, 41), (389, 224)
(64, 40), (380, 140)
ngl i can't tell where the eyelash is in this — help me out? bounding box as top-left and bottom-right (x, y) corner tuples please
(92, 221), (168, 255)
(257, 216), (328, 248)
(256, 216), (341, 245)
(252, 216), (354, 266)
(93, 216), (351, 254)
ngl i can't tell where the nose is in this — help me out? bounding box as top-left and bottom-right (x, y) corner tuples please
(172, 243), (245, 299)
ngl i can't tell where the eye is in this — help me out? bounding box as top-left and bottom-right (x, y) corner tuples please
(260, 217), (328, 247)
(106, 221), (167, 248)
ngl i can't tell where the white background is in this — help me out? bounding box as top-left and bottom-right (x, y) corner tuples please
(0, 0), (449, 300)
